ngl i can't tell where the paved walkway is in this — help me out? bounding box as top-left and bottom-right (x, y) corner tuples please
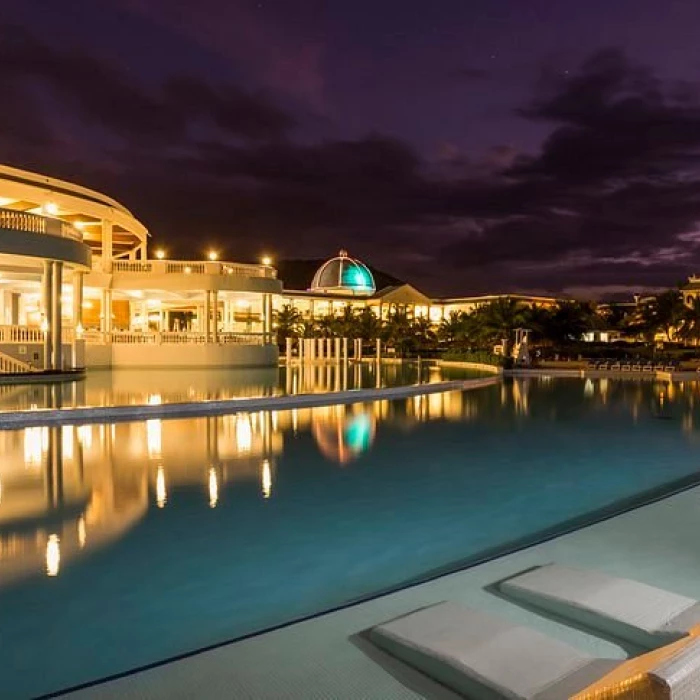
(58, 485), (700, 699)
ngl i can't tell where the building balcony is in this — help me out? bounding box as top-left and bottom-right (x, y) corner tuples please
(110, 259), (276, 279)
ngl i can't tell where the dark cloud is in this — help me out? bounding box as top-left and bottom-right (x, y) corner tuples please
(3, 27), (700, 297)
(439, 49), (700, 294)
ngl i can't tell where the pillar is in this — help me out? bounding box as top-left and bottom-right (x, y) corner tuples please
(357, 338), (363, 361)
(334, 337), (341, 363)
(310, 337), (316, 362)
(342, 337), (349, 363)
(42, 260), (53, 370)
(51, 261), (63, 370)
(263, 294), (273, 343)
(317, 337), (324, 361)
(326, 337), (332, 360)
(101, 289), (112, 335)
(204, 291), (211, 342)
(139, 242), (147, 261)
(212, 290), (219, 343)
(72, 271), (84, 332)
(285, 337), (292, 364)
(102, 221), (113, 272)
(376, 338), (382, 362)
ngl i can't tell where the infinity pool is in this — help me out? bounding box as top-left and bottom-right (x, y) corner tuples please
(2, 377), (700, 697)
(0, 361), (480, 412)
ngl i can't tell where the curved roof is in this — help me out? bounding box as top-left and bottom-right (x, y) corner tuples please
(309, 250), (376, 296)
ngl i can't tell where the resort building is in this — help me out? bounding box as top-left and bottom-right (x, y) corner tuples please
(278, 249), (559, 325)
(0, 163), (562, 374)
(0, 164), (280, 371)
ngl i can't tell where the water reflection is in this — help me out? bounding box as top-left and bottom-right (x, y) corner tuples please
(0, 362), (478, 412)
(5, 378), (700, 587)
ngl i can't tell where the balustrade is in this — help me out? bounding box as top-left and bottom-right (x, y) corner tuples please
(0, 208), (82, 242)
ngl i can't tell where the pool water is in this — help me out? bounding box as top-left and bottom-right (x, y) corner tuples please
(0, 361), (481, 412)
(1, 377), (699, 697)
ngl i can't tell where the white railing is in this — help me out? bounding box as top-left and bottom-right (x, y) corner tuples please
(106, 331), (268, 345)
(111, 259), (276, 278)
(0, 208), (82, 242)
(0, 350), (34, 373)
(0, 325), (44, 343)
(0, 325), (75, 344)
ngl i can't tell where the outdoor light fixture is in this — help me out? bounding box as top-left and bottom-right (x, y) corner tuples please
(43, 202), (58, 216)
(261, 255), (272, 266)
(208, 250), (218, 261)
(155, 249), (165, 260)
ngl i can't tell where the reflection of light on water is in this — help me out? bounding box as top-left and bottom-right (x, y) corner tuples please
(156, 466), (167, 508)
(62, 426), (74, 460)
(77, 424), (92, 449)
(584, 379), (594, 397)
(271, 411), (278, 431)
(147, 419), (162, 458)
(292, 409), (298, 433)
(236, 415), (252, 453)
(261, 459), (272, 499)
(46, 535), (60, 577)
(24, 427), (48, 467)
(208, 468), (218, 508)
(0, 478), (2, 505)
(77, 516), (87, 548)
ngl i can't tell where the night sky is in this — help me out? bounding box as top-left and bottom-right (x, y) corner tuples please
(3, 0), (700, 297)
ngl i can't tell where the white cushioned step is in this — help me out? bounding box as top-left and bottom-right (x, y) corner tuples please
(500, 564), (697, 647)
(369, 601), (607, 699)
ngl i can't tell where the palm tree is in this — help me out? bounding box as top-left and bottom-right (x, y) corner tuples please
(438, 311), (470, 347)
(273, 304), (303, 345)
(356, 307), (383, 341)
(475, 297), (528, 356)
(383, 308), (414, 356)
(678, 297), (700, 345)
(411, 316), (437, 353)
(652, 290), (684, 342)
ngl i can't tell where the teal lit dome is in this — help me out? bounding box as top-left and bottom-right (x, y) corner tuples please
(309, 250), (376, 296)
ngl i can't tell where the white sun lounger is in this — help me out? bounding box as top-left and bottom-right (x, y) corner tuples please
(499, 564), (700, 649)
(369, 601), (700, 699)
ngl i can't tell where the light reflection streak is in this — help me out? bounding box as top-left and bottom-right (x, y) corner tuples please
(156, 466), (167, 508)
(208, 468), (218, 508)
(46, 535), (60, 577)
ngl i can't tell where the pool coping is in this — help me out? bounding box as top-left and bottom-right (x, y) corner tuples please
(0, 376), (499, 429)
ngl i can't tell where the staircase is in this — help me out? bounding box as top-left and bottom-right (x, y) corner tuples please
(0, 350), (35, 374)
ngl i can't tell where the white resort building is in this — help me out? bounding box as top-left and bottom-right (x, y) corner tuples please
(0, 164), (560, 374)
(0, 164), (280, 372)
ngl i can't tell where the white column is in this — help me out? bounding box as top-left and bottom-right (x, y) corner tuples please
(376, 338), (382, 362)
(139, 242), (147, 261)
(285, 337), (292, 364)
(42, 260), (53, 370)
(357, 338), (363, 361)
(334, 337), (341, 362)
(72, 271), (84, 332)
(204, 291), (211, 342)
(310, 337), (316, 362)
(212, 291), (219, 343)
(326, 337), (332, 360)
(52, 261), (63, 370)
(102, 221), (113, 272)
(342, 337), (349, 362)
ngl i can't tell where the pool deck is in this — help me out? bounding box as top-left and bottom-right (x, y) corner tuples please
(58, 485), (700, 700)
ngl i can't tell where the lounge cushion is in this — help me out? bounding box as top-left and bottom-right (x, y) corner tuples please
(500, 564), (697, 648)
(369, 601), (616, 699)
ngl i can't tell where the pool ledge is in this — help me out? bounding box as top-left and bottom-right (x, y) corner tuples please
(0, 376), (500, 428)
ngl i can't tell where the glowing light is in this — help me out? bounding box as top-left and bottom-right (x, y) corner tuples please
(82, 300), (93, 309)
(62, 425), (74, 460)
(261, 459), (272, 499)
(75, 323), (84, 339)
(155, 249), (165, 260)
(208, 250), (218, 261)
(236, 414), (252, 452)
(236, 299), (251, 308)
(261, 255), (272, 266)
(184, 266), (192, 274)
(77, 516), (87, 548)
(40, 317), (48, 333)
(156, 466), (167, 508)
(46, 535), (60, 577)
(43, 202), (58, 216)
(24, 427), (48, 467)
(146, 419), (162, 458)
(208, 468), (218, 508)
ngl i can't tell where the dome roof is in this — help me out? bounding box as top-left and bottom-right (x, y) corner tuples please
(309, 250), (376, 296)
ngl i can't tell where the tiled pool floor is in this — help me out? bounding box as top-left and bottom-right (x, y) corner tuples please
(58, 484), (700, 699)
